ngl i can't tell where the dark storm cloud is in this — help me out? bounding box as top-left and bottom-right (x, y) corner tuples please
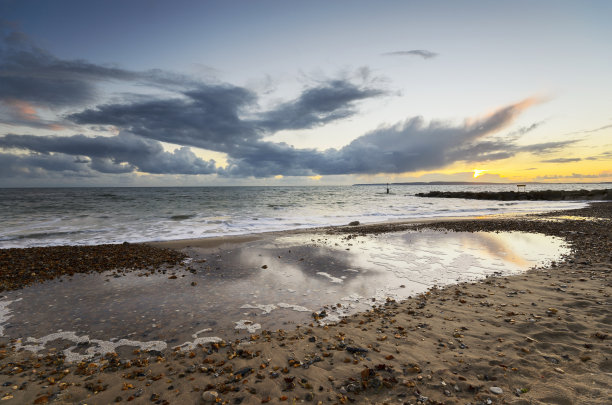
(541, 157), (582, 163)
(382, 50), (438, 59)
(0, 132), (217, 175)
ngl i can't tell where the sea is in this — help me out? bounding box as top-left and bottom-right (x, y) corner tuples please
(0, 183), (609, 249)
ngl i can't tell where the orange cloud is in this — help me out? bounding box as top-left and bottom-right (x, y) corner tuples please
(2, 99), (64, 130)
(4, 99), (38, 121)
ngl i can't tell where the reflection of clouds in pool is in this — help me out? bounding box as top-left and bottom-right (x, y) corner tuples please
(316, 272), (344, 283)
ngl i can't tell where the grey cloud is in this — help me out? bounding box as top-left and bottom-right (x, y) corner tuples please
(583, 123), (612, 133)
(69, 79), (384, 151)
(69, 85), (258, 153)
(0, 25), (198, 112)
(258, 80), (385, 132)
(508, 121), (544, 137)
(536, 172), (612, 180)
(222, 99), (566, 177)
(518, 141), (578, 155)
(0, 152), (92, 178)
(3, 98), (566, 179)
(383, 50), (438, 59)
(0, 132), (217, 175)
(541, 157), (582, 163)
(585, 151), (612, 160)
(1, 26), (134, 107)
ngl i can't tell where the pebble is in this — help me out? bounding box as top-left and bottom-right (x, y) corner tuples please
(490, 386), (503, 395)
(202, 390), (219, 403)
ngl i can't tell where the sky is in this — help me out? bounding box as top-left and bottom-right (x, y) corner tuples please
(0, 0), (611, 187)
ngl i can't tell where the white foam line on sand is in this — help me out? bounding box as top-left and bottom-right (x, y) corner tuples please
(234, 319), (261, 334)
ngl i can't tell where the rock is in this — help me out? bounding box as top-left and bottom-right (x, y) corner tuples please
(346, 346), (368, 354)
(490, 386), (503, 395)
(348, 221), (360, 226)
(202, 390), (218, 403)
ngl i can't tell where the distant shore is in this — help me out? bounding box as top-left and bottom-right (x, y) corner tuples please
(416, 188), (612, 201)
(0, 203), (610, 404)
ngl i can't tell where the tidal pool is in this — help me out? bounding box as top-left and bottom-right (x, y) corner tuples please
(0, 230), (569, 361)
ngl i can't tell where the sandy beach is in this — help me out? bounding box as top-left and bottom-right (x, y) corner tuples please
(0, 203), (610, 404)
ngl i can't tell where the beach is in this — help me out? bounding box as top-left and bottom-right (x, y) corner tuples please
(0, 203), (610, 404)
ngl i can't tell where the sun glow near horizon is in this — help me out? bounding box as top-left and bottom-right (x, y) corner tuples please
(473, 169), (487, 178)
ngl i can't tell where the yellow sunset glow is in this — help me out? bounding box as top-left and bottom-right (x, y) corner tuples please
(473, 169), (487, 178)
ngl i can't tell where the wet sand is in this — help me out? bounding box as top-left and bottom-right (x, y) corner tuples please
(0, 203), (610, 404)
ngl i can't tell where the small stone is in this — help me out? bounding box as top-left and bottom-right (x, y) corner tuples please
(202, 391), (219, 403)
(348, 221), (360, 226)
(490, 386), (503, 395)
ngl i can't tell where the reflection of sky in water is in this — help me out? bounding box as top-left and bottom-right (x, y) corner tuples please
(0, 230), (569, 360)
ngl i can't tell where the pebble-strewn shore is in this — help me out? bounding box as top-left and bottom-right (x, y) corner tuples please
(0, 203), (610, 404)
(0, 244), (186, 292)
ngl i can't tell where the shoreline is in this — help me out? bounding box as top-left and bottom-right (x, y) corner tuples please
(0, 203), (610, 404)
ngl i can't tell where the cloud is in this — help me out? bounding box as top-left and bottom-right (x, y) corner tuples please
(0, 132), (217, 175)
(222, 98), (568, 177)
(536, 172), (612, 180)
(541, 157), (582, 163)
(0, 23), (200, 131)
(258, 80), (385, 132)
(0, 151), (93, 178)
(585, 151), (612, 161)
(383, 50), (438, 59)
(583, 123), (612, 133)
(69, 79), (385, 152)
(0, 25), (577, 182)
(507, 121), (545, 137)
(69, 85), (259, 153)
(0, 25), (138, 108)
(3, 97), (569, 179)
(0, 99), (64, 129)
